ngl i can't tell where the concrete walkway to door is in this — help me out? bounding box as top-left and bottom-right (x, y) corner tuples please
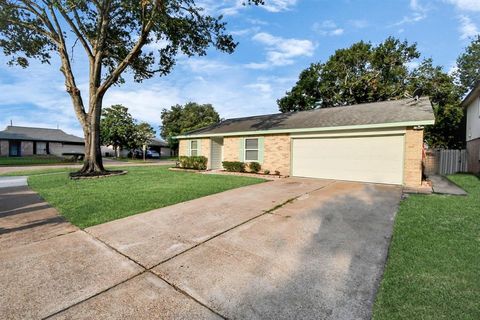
(1, 177), (402, 319)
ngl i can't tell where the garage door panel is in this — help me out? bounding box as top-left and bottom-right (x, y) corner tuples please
(292, 135), (404, 185)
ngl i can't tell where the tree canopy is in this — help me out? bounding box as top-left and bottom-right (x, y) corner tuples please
(277, 37), (465, 148)
(160, 102), (220, 149)
(100, 104), (135, 156)
(0, 0), (263, 174)
(456, 35), (480, 94)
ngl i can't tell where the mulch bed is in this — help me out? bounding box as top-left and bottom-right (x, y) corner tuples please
(69, 170), (128, 180)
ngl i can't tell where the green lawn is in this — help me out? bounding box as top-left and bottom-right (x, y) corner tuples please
(28, 166), (265, 228)
(0, 155), (75, 166)
(373, 174), (480, 320)
(0, 167), (78, 176)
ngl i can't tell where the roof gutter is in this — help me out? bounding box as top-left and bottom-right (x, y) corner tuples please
(174, 119), (435, 139)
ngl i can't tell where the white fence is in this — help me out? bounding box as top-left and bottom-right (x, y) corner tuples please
(438, 149), (468, 175)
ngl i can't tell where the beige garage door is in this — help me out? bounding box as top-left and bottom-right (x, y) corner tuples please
(292, 135), (405, 185)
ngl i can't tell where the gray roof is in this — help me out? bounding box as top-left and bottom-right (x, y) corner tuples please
(182, 97), (435, 137)
(0, 126), (84, 144)
(461, 80), (480, 108)
(148, 138), (168, 147)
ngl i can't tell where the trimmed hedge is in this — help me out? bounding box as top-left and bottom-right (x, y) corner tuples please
(178, 156), (208, 170)
(249, 162), (261, 173)
(222, 161), (246, 172)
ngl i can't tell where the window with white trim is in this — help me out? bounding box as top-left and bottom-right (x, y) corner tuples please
(190, 140), (198, 156)
(245, 138), (259, 161)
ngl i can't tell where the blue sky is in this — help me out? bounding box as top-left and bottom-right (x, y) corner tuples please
(0, 0), (479, 137)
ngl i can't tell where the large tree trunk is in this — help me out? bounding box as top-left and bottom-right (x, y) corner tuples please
(77, 96), (106, 175)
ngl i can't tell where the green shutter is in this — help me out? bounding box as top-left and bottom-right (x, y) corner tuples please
(238, 138), (245, 162)
(258, 137), (264, 164)
(187, 140), (191, 156)
(197, 139), (202, 156)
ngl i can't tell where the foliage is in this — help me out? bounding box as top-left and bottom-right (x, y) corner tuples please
(278, 37), (465, 148)
(178, 156), (208, 170)
(222, 161), (246, 172)
(0, 155), (72, 166)
(0, 0), (263, 173)
(128, 122), (156, 156)
(456, 35), (480, 94)
(278, 37), (419, 111)
(100, 105), (136, 155)
(28, 166), (265, 228)
(263, 169), (270, 175)
(161, 102), (220, 150)
(373, 174), (480, 319)
(249, 162), (261, 173)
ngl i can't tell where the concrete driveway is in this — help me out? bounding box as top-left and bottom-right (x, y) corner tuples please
(0, 177), (402, 319)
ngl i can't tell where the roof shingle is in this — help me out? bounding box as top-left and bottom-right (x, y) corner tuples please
(0, 126), (84, 143)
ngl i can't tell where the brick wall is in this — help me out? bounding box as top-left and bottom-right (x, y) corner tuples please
(263, 134), (291, 175)
(21, 141), (34, 156)
(0, 140), (8, 156)
(223, 137), (240, 162)
(403, 127), (424, 187)
(467, 138), (480, 174)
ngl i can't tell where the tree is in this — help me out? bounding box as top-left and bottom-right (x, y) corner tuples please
(100, 105), (135, 157)
(0, 0), (263, 175)
(456, 35), (480, 94)
(160, 102), (220, 150)
(277, 37), (465, 148)
(278, 37), (419, 111)
(408, 59), (465, 148)
(129, 122), (155, 160)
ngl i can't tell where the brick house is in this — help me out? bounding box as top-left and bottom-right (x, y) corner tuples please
(462, 81), (480, 174)
(176, 97), (435, 188)
(0, 126), (85, 157)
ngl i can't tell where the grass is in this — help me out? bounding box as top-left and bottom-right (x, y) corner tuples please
(28, 165), (265, 228)
(373, 174), (480, 320)
(0, 155), (76, 166)
(0, 167), (77, 176)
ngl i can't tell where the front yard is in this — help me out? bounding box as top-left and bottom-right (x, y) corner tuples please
(27, 165), (265, 228)
(373, 174), (480, 319)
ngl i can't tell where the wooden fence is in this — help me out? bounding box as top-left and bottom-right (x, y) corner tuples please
(425, 149), (468, 175)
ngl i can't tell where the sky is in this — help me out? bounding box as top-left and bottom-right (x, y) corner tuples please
(0, 0), (479, 138)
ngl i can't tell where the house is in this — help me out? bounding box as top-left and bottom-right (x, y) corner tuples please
(101, 138), (172, 158)
(462, 81), (480, 174)
(0, 125), (84, 157)
(176, 97), (435, 188)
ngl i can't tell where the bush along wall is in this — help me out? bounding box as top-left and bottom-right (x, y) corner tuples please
(178, 156), (208, 170)
(249, 162), (261, 173)
(222, 161), (246, 172)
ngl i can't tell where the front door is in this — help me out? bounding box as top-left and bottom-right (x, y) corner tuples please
(9, 141), (21, 157)
(210, 137), (224, 170)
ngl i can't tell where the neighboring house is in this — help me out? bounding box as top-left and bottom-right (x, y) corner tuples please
(0, 125), (84, 157)
(462, 81), (480, 174)
(101, 138), (172, 158)
(176, 97), (435, 188)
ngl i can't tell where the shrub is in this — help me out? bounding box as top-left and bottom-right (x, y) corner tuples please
(274, 170), (280, 176)
(222, 161), (245, 172)
(263, 169), (270, 175)
(178, 156), (208, 170)
(249, 162), (261, 173)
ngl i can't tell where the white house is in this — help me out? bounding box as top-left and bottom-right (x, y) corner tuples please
(462, 81), (480, 174)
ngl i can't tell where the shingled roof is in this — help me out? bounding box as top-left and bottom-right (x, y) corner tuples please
(0, 126), (84, 144)
(178, 97), (435, 138)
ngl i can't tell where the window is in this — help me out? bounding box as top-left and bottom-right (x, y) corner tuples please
(190, 140), (198, 156)
(245, 138), (259, 161)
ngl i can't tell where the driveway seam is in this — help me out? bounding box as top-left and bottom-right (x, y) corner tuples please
(43, 180), (336, 319)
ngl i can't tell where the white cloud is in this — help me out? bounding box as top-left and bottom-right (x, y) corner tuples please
(458, 15), (479, 39)
(446, 0), (480, 11)
(348, 19), (369, 29)
(198, 0), (298, 16)
(312, 20), (344, 36)
(183, 58), (232, 73)
(393, 0), (428, 26)
(247, 32), (315, 68)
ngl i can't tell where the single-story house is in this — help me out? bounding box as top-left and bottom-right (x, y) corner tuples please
(0, 125), (85, 157)
(102, 138), (172, 158)
(462, 81), (480, 174)
(176, 97), (435, 188)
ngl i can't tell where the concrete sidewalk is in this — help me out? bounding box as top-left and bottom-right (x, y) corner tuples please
(0, 176), (27, 188)
(429, 174), (467, 195)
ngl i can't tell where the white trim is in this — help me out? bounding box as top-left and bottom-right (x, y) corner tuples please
(175, 120), (434, 139)
(190, 140), (198, 156)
